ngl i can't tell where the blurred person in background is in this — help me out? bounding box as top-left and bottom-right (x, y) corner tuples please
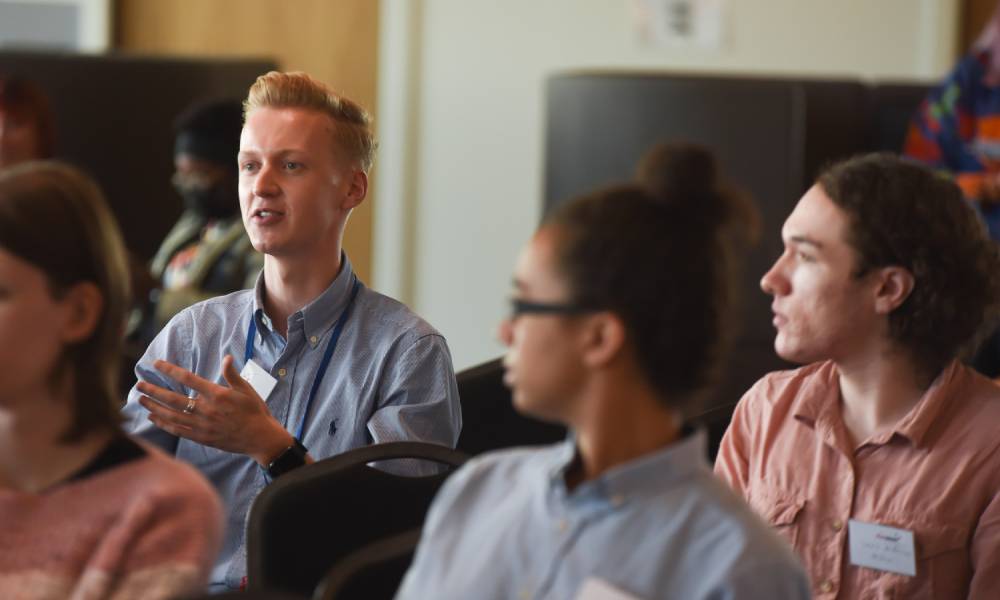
(128, 99), (263, 347)
(397, 143), (809, 600)
(904, 1), (1000, 376)
(0, 161), (222, 599)
(0, 76), (55, 169)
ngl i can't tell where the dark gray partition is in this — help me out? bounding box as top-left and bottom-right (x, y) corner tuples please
(866, 82), (932, 152)
(0, 50), (277, 258)
(543, 72), (881, 411)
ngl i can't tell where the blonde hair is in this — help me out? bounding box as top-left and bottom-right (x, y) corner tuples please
(244, 71), (376, 172)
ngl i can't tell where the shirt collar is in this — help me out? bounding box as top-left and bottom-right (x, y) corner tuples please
(791, 361), (841, 428)
(251, 270), (269, 332)
(792, 359), (963, 449)
(891, 360), (963, 448)
(252, 252), (357, 339)
(547, 427), (709, 507)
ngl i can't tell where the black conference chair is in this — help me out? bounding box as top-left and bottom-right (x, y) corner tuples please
(455, 357), (566, 455)
(246, 442), (468, 598)
(313, 528), (422, 600)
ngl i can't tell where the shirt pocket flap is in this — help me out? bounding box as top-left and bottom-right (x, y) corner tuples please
(914, 522), (967, 560)
(881, 517), (967, 560)
(749, 489), (805, 526)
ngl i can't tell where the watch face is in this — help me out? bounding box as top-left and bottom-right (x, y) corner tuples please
(267, 439), (308, 478)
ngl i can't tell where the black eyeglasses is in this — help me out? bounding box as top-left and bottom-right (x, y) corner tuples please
(508, 298), (595, 318)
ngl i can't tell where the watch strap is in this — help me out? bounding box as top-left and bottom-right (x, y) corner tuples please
(266, 437), (308, 478)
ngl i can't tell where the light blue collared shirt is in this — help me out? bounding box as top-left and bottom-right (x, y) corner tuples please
(122, 254), (461, 591)
(397, 430), (810, 600)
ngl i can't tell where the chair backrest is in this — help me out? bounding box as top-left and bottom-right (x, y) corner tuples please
(313, 528), (422, 600)
(246, 442), (467, 597)
(455, 358), (566, 455)
(689, 401), (739, 463)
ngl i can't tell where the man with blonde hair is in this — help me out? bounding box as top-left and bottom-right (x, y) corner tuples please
(122, 72), (461, 592)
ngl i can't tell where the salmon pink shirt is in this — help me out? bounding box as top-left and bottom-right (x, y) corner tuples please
(715, 360), (1000, 599)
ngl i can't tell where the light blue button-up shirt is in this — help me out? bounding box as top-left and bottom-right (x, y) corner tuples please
(397, 430), (810, 600)
(122, 254), (461, 591)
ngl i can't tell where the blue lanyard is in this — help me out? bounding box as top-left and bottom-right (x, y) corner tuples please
(245, 276), (361, 440)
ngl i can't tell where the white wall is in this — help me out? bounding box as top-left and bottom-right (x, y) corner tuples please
(376, 0), (960, 370)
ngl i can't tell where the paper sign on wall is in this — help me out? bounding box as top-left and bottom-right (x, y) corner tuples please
(631, 0), (726, 49)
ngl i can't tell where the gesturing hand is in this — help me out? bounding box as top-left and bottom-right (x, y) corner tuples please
(137, 355), (294, 465)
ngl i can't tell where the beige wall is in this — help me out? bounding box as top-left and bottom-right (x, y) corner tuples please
(376, 0), (961, 370)
(116, 0), (379, 283)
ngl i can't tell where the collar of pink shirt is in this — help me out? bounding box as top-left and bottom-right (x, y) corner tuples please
(789, 360), (965, 451)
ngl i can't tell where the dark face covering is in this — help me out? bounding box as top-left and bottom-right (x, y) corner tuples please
(173, 130), (240, 220)
(173, 174), (238, 220)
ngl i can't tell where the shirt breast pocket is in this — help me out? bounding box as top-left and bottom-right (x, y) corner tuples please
(867, 520), (969, 600)
(748, 488), (805, 550)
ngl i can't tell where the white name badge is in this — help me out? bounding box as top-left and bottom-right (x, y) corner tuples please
(240, 359), (278, 401)
(848, 519), (917, 576)
(575, 578), (643, 600)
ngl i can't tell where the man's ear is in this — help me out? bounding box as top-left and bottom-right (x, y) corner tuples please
(580, 311), (626, 369)
(341, 168), (368, 211)
(58, 282), (103, 344)
(873, 266), (914, 315)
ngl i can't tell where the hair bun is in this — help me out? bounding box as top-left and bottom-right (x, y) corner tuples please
(635, 142), (718, 204)
(635, 141), (761, 246)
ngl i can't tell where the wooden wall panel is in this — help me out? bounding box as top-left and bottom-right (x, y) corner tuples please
(962, 0), (997, 53)
(116, 0), (379, 282)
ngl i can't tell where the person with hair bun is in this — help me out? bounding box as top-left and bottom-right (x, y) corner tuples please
(0, 161), (222, 599)
(396, 143), (810, 600)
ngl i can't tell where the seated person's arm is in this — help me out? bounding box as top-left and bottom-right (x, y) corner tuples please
(713, 393), (754, 498)
(124, 309), (294, 465)
(395, 457), (479, 600)
(367, 334), (462, 473)
(122, 315), (192, 454)
(712, 559), (812, 600)
(135, 352), (296, 466)
(970, 490), (1000, 596)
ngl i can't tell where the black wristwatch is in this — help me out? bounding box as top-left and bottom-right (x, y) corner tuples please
(266, 437), (308, 478)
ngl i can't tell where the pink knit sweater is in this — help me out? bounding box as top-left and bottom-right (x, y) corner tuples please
(0, 440), (223, 600)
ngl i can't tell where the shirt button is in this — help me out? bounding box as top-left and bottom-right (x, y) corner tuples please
(277, 368), (287, 377)
(610, 494), (625, 507)
(310, 335), (319, 345)
(519, 589), (530, 600)
(831, 519), (843, 532)
(819, 580), (834, 593)
(556, 519), (568, 533)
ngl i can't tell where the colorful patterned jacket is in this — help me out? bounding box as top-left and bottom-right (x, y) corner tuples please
(904, 51), (1000, 238)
